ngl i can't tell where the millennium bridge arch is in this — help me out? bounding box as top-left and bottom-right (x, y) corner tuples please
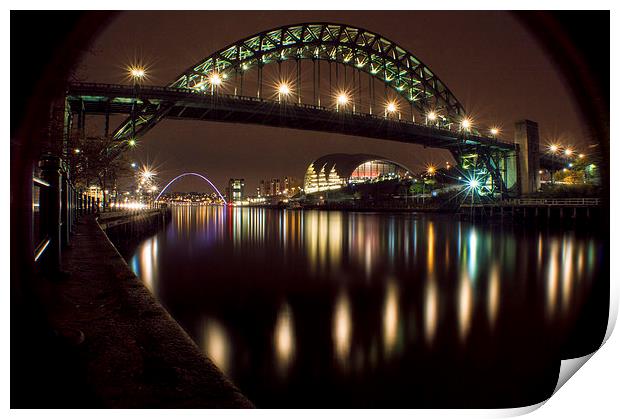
(155, 172), (227, 204)
(66, 22), (523, 197)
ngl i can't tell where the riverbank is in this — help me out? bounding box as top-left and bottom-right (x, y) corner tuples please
(14, 213), (252, 408)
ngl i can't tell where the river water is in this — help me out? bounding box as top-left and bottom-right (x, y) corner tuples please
(127, 206), (607, 408)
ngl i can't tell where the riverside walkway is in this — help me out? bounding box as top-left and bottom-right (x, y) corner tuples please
(28, 214), (252, 408)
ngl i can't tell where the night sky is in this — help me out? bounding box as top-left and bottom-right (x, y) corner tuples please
(77, 11), (587, 193)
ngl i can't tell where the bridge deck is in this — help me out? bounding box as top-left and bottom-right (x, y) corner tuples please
(66, 83), (517, 153)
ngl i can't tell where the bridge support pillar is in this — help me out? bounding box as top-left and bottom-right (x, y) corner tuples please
(514, 120), (541, 194)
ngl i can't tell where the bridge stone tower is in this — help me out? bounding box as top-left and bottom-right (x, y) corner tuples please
(514, 120), (540, 194)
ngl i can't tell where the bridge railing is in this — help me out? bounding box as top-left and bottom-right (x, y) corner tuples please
(68, 82), (515, 148)
(502, 198), (600, 206)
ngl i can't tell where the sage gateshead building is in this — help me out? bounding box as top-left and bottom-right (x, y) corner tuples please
(304, 154), (411, 194)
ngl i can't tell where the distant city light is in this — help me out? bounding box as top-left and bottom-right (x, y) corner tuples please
(128, 139), (137, 147)
(578, 153), (585, 159)
(130, 162), (137, 168)
(548, 144), (560, 153)
(73, 148), (80, 154)
(140, 167), (156, 182)
(564, 148), (574, 156)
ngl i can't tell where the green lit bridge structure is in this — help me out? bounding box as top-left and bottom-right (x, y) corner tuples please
(64, 22), (552, 198)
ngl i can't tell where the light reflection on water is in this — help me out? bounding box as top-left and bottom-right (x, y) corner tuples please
(274, 303), (295, 374)
(128, 206), (604, 407)
(333, 290), (352, 366)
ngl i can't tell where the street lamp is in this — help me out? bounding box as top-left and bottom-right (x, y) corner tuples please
(426, 111), (437, 125)
(336, 92), (350, 111)
(460, 117), (472, 132)
(128, 66), (146, 85)
(548, 143), (560, 185)
(385, 101), (398, 118)
(209, 72), (222, 94)
(277, 82), (291, 103)
(490, 127), (500, 137)
(564, 148), (574, 157)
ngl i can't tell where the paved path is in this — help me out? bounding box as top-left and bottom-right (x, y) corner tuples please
(34, 215), (252, 408)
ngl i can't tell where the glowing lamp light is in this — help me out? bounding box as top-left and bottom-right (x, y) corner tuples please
(461, 117), (472, 130)
(386, 102), (397, 113)
(278, 83), (291, 96)
(128, 139), (137, 147)
(128, 66), (146, 80)
(578, 153), (585, 159)
(209, 73), (222, 86)
(490, 127), (500, 136)
(427, 165), (436, 175)
(549, 144), (560, 153)
(130, 162), (137, 168)
(468, 178), (480, 189)
(337, 92), (350, 105)
(564, 148), (574, 157)
(140, 167), (156, 182)
(427, 111), (437, 121)
(73, 148), (80, 154)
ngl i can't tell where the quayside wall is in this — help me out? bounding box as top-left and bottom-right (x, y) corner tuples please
(34, 209), (252, 408)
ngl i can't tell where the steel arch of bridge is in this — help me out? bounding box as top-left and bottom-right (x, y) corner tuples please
(170, 22), (465, 119)
(155, 172), (227, 204)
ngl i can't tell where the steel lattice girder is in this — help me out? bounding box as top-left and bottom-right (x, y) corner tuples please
(450, 146), (514, 197)
(168, 22), (465, 121)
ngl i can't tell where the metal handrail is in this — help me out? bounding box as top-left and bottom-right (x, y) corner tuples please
(33, 176), (51, 263)
(503, 198), (600, 206)
(33, 177), (50, 187)
(33, 237), (51, 262)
